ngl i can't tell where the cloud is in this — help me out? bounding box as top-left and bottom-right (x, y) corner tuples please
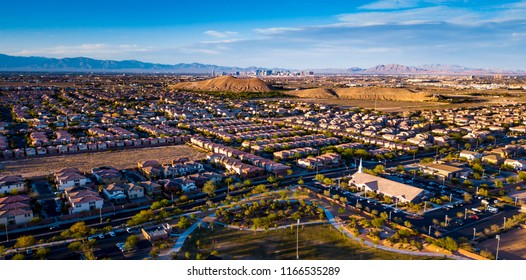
(359, 0), (448, 10)
(337, 6), (481, 26)
(204, 30), (238, 38)
(14, 44), (151, 57)
(253, 27), (304, 36)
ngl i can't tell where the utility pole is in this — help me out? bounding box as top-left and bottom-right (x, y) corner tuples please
(464, 208), (468, 220)
(428, 225), (432, 236)
(495, 234), (500, 260)
(296, 219), (300, 260)
(473, 228), (476, 242)
(445, 214), (448, 226)
(99, 208), (102, 224)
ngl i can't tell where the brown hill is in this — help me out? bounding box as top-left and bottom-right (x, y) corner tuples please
(288, 88), (338, 99)
(171, 76), (272, 93)
(286, 87), (436, 102)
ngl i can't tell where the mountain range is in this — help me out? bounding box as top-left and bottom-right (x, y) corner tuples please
(0, 53), (523, 75)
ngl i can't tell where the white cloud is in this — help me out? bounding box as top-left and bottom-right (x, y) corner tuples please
(359, 0), (448, 10)
(204, 30), (238, 38)
(254, 27), (304, 35)
(337, 6), (481, 26)
(14, 44), (151, 57)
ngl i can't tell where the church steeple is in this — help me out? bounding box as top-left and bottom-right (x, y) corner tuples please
(358, 158), (363, 173)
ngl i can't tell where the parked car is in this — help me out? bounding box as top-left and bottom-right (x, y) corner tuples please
(469, 214), (480, 220)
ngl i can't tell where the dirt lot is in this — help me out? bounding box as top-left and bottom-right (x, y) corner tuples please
(477, 226), (526, 260)
(0, 145), (207, 177)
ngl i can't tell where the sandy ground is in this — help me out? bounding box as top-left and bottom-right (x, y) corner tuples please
(477, 226), (526, 260)
(0, 145), (207, 177)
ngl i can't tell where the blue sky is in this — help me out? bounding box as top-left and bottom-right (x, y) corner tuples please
(1, 0), (525, 69)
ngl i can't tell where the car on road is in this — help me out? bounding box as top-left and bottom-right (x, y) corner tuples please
(126, 227), (135, 233)
(469, 214), (480, 220)
(107, 231), (116, 237)
(116, 242), (126, 252)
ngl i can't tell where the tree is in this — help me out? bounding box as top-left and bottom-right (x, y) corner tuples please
(36, 247), (50, 260)
(124, 235), (139, 251)
(403, 221), (413, 229)
(202, 180), (217, 197)
(68, 222), (91, 238)
(178, 216), (191, 230)
(185, 251), (191, 260)
(507, 176), (517, 184)
(196, 240), (201, 250)
(472, 163), (484, 173)
(463, 192), (472, 203)
(12, 253), (25, 260)
(518, 171), (526, 182)
(456, 212), (464, 219)
(480, 249), (495, 260)
(286, 169), (294, 176)
(127, 210), (154, 226)
(494, 180), (504, 188)
(252, 184), (267, 194)
(373, 165), (385, 175)
(397, 165), (405, 173)
(297, 178), (305, 185)
(243, 180), (252, 187)
(315, 174), (325, 181)
(323, 178), (334, 185)
(14, 235), (36, 249)
(267, 176), (277, 184)
(371, 218), (385, 228)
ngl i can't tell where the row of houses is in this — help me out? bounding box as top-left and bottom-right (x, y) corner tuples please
(0, 135), (190, 159)
(241, 133), (326, 148)
(137, 158), (204, 179)
(297, 153), (342, 169)
(208, 154), (265, 178)
(274, 147), (318, 160)
(251, 136), (339, 153)
(191, 137), (291, 176)
(0, 195), (34, 225)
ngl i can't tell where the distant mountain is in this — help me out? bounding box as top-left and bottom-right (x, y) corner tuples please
(0, 53), (523, 75)
(0, 53), (247, 73)
(171, 76), (273, 93)
(359, 63), (525, 75)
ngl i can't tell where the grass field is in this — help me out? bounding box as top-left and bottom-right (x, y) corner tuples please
(177, 224), (447, 260)
(477, 226), (526, 260)
(0, 145), (207, 177)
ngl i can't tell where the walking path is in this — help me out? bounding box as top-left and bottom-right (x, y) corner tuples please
(160, 190), (471, 260)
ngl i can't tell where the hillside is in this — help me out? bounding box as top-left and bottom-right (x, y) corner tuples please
(286, 87), (437, 102)
(288, 88), (338, 99)
(171, 76), (273, 93)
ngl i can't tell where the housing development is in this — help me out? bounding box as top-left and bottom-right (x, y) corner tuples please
(0, 72), (525, 260)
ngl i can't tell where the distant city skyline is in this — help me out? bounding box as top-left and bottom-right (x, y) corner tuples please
(1, 0), (525, 69)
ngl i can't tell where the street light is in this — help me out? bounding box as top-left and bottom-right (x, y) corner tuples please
(495, 235), (501, 260)
(428, 225), (432, 236)
(473, 228), (476, 242)
(464, 208), (468, 220)
(503, 217), (507, 229)
(389, 211), (392, 221)
(296, 219), (300, 260)
(445, 215), (448, 226)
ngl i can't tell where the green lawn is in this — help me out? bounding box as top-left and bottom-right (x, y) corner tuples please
(177, 224), (448, 260)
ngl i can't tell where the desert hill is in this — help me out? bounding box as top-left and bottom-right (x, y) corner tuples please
(172, 76), (273, 93)
(287, 87), (436, 102)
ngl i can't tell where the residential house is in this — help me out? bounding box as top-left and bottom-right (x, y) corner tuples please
(103, 183), (128, 204)
(142, 223), (172, 242)
(419, 162), (471, 180)
(92, 166), (122, 184)
(55, 168), (90, 191)
(504, 159), (526, 171)
(139, 181), (162, 196)
(0, 175), (26, 195)
(0, 195), (33, 225)
(65, 187), (104, 214)
(123, 183), (145, 199)
(459, 150), (482, 161)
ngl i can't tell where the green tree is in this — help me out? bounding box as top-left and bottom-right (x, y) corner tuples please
(507, 176), (517, 184)
(297, 178), (305, 185)
(35, 247), (50, 260)
(480, 249), (495, 260)
(286, 169), (294, 176)
(315, 174), (325, 181)
(397, 165), (405, 173)
(463, 192), (472, 203)
(178, 216), (191, 230)
(243, 180), (252, 187)
(371, 218), (385, 228)
(494, 180), (504, 188)
(518, 171), (526, 182)
(124, 235), (139, 251)
(14, 235), (36, 249)
(267, 176), (277, 184)
(68, 222), (91, 238)
(185, 251), (191, 259)
(373, 165), (385, 175)
(127, 210), (154, 226)
(252, 184), (268, 194)
(323, 178), (334, 185)
(12, 253), (25, 260)
(202, 180), (217, 197)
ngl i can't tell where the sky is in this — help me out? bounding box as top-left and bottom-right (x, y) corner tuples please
(1, 0), (526, 69)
